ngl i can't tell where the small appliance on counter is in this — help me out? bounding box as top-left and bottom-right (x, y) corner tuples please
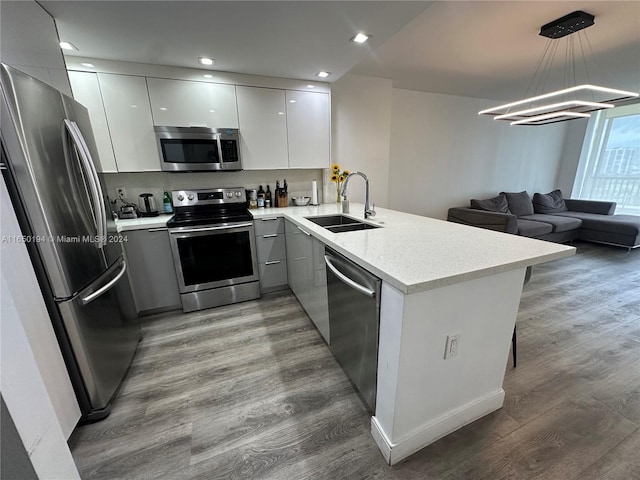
(118, 204), (138, 219)
(138, 193), (159, 217)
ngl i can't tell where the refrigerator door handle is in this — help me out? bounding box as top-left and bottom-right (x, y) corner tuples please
(81, 260), (127, 305)
(63, 120), (106, 248)
(72, 122), (107, 248)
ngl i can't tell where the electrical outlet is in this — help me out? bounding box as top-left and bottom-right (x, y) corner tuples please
(444, 333), (461, 359)
(115, 186), (127, 199)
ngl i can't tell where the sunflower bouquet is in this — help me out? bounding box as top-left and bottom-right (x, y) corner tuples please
(330, 163), (350, 202)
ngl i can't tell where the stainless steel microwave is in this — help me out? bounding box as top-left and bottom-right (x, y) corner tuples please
(155, 126), (242, 172)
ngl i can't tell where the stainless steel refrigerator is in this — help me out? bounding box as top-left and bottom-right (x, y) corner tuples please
(0, 63), (141, 421)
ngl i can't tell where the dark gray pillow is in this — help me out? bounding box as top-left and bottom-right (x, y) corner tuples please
(470, 194), (510, 213)
(501, 191), (534, 217)
(533, 189), (568, 214)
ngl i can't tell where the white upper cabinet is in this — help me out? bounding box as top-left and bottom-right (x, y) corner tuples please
(236, 86), (288, 170)
(68, 71), (118, 173)
(147, 78), (239, 128)
(97, 74), (161, 172)
(286, 91), (330, 169)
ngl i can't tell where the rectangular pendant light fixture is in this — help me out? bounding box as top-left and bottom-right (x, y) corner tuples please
(510, 111), (591, 126)
(479, 11), (639, 126)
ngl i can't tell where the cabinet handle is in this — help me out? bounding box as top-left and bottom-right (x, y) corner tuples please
(147, 227), (168, 232)
(294, 257), (306, 261)
(261, 217), (279, 221)
(262, 234), (278, 238)
(297, 226), (311, 236)
(265, 260), (281, 265)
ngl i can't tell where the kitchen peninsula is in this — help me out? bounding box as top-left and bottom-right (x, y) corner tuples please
(116, 203), (574, 465)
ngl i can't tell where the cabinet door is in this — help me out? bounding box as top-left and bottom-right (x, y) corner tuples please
(308, 237), (329, 342)
(236, 86), (288, 170)
(97, 74), (161, 172)
(286, 90), (330, 169)
(68, 71), (118, 173)
(123, 228), (181, 313)
(147, 78), (238, 128)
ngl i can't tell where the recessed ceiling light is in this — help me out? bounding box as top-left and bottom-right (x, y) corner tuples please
(351, 33), (370, 44)
(59, 41), (78, 51)
(278, 112), (285, 115)
(199, 57), (214, 66)
(159, 107), (167, 111)
(203, 74), (213, 79)
(306, 85), (315, 89)
(81, 63), (94, 68)
(209, 109), (216, 113)
(289, 100), (297, 103)
(316, 71), (331, 78)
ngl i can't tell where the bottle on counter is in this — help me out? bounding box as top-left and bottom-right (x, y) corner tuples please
(257, 185), (265, 208)
(163, 188), (173, 214)
(265, 185), (272, 208)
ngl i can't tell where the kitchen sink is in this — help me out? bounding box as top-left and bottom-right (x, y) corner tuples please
(305, 215), (362, 227)
(326, 223), (380, 233)
(305, 214), (381, 233)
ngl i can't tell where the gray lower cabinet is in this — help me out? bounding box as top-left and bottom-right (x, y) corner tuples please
(122, 227), (181, 313)
(285, 219), (329, 343)
(254, 217), (288, 293)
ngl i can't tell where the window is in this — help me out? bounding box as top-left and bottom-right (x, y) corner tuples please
(572, 103), (640, 215)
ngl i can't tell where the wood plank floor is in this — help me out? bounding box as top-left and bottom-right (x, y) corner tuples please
(69, 241), (640, 479)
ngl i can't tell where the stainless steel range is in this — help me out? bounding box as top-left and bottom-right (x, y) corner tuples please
(167, 187), (260, 312)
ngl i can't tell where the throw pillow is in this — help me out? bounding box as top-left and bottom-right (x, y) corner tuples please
(533, 189), (568, 214)
(501, 191), (534, 217)
(470, 194), (510, 213)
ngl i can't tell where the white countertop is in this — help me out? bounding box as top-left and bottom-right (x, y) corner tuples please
(116, 203), (575, 295)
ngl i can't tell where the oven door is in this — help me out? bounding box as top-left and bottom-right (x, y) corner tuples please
(169, 222), (258, 293)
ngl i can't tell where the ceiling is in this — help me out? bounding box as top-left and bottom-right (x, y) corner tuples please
(40, 1), (640, 101)
(39, 1), (430, 82)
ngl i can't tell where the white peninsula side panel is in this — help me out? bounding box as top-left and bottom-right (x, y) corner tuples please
(373, 267), (526, 465)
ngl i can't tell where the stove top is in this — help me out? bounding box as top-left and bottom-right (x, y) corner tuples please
(166, 187), (252, 228)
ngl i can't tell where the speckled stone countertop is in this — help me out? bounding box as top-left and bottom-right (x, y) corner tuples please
(117, 203), (575, 295)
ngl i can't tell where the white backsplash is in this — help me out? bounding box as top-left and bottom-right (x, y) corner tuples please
(101, 169), (327, 209)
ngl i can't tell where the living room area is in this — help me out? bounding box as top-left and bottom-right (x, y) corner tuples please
(327, 3), (639, 476)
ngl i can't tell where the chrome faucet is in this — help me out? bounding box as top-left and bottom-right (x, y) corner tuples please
(341, 171), (376, 218)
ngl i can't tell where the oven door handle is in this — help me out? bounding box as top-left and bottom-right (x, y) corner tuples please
(169, 223), (253, 234)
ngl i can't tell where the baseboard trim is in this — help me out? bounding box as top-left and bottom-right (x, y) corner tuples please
(371, 389), (505, 466)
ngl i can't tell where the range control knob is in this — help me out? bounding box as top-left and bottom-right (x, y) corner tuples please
(177, 194), (184, 201)
(226, 191), (233, 198)
(235, 191), (242, 197)
(187, 193), (194, 201)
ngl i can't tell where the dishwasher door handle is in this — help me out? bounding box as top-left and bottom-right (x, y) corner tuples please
(324, 255), (376, 298)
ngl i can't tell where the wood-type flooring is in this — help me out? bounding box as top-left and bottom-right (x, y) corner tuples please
(69, 241), (640, 479)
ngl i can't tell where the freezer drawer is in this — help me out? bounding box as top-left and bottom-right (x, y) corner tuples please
(58, 257), (141, 413)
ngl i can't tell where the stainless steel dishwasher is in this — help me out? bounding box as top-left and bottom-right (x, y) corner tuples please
(324, 247), (381, 413)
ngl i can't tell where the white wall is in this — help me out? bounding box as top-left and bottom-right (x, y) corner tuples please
(388, 88), (569, 219)
(331, 74), (393, 208)
(0, 272), (80, 479)
(556, 118), (589, 196)
(0, 0), (72, 96)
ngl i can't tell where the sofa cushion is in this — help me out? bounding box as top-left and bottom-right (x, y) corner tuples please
(519, 214), (582, 233)
(554, 212), (640, 237)
(517, 219), (553, 237)
(470, 194), (510, 213)
(502, 191), (534, 217)
(533, 190), (568, 214)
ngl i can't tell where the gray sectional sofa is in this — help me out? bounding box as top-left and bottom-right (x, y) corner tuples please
(447, 190), (640, 250)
